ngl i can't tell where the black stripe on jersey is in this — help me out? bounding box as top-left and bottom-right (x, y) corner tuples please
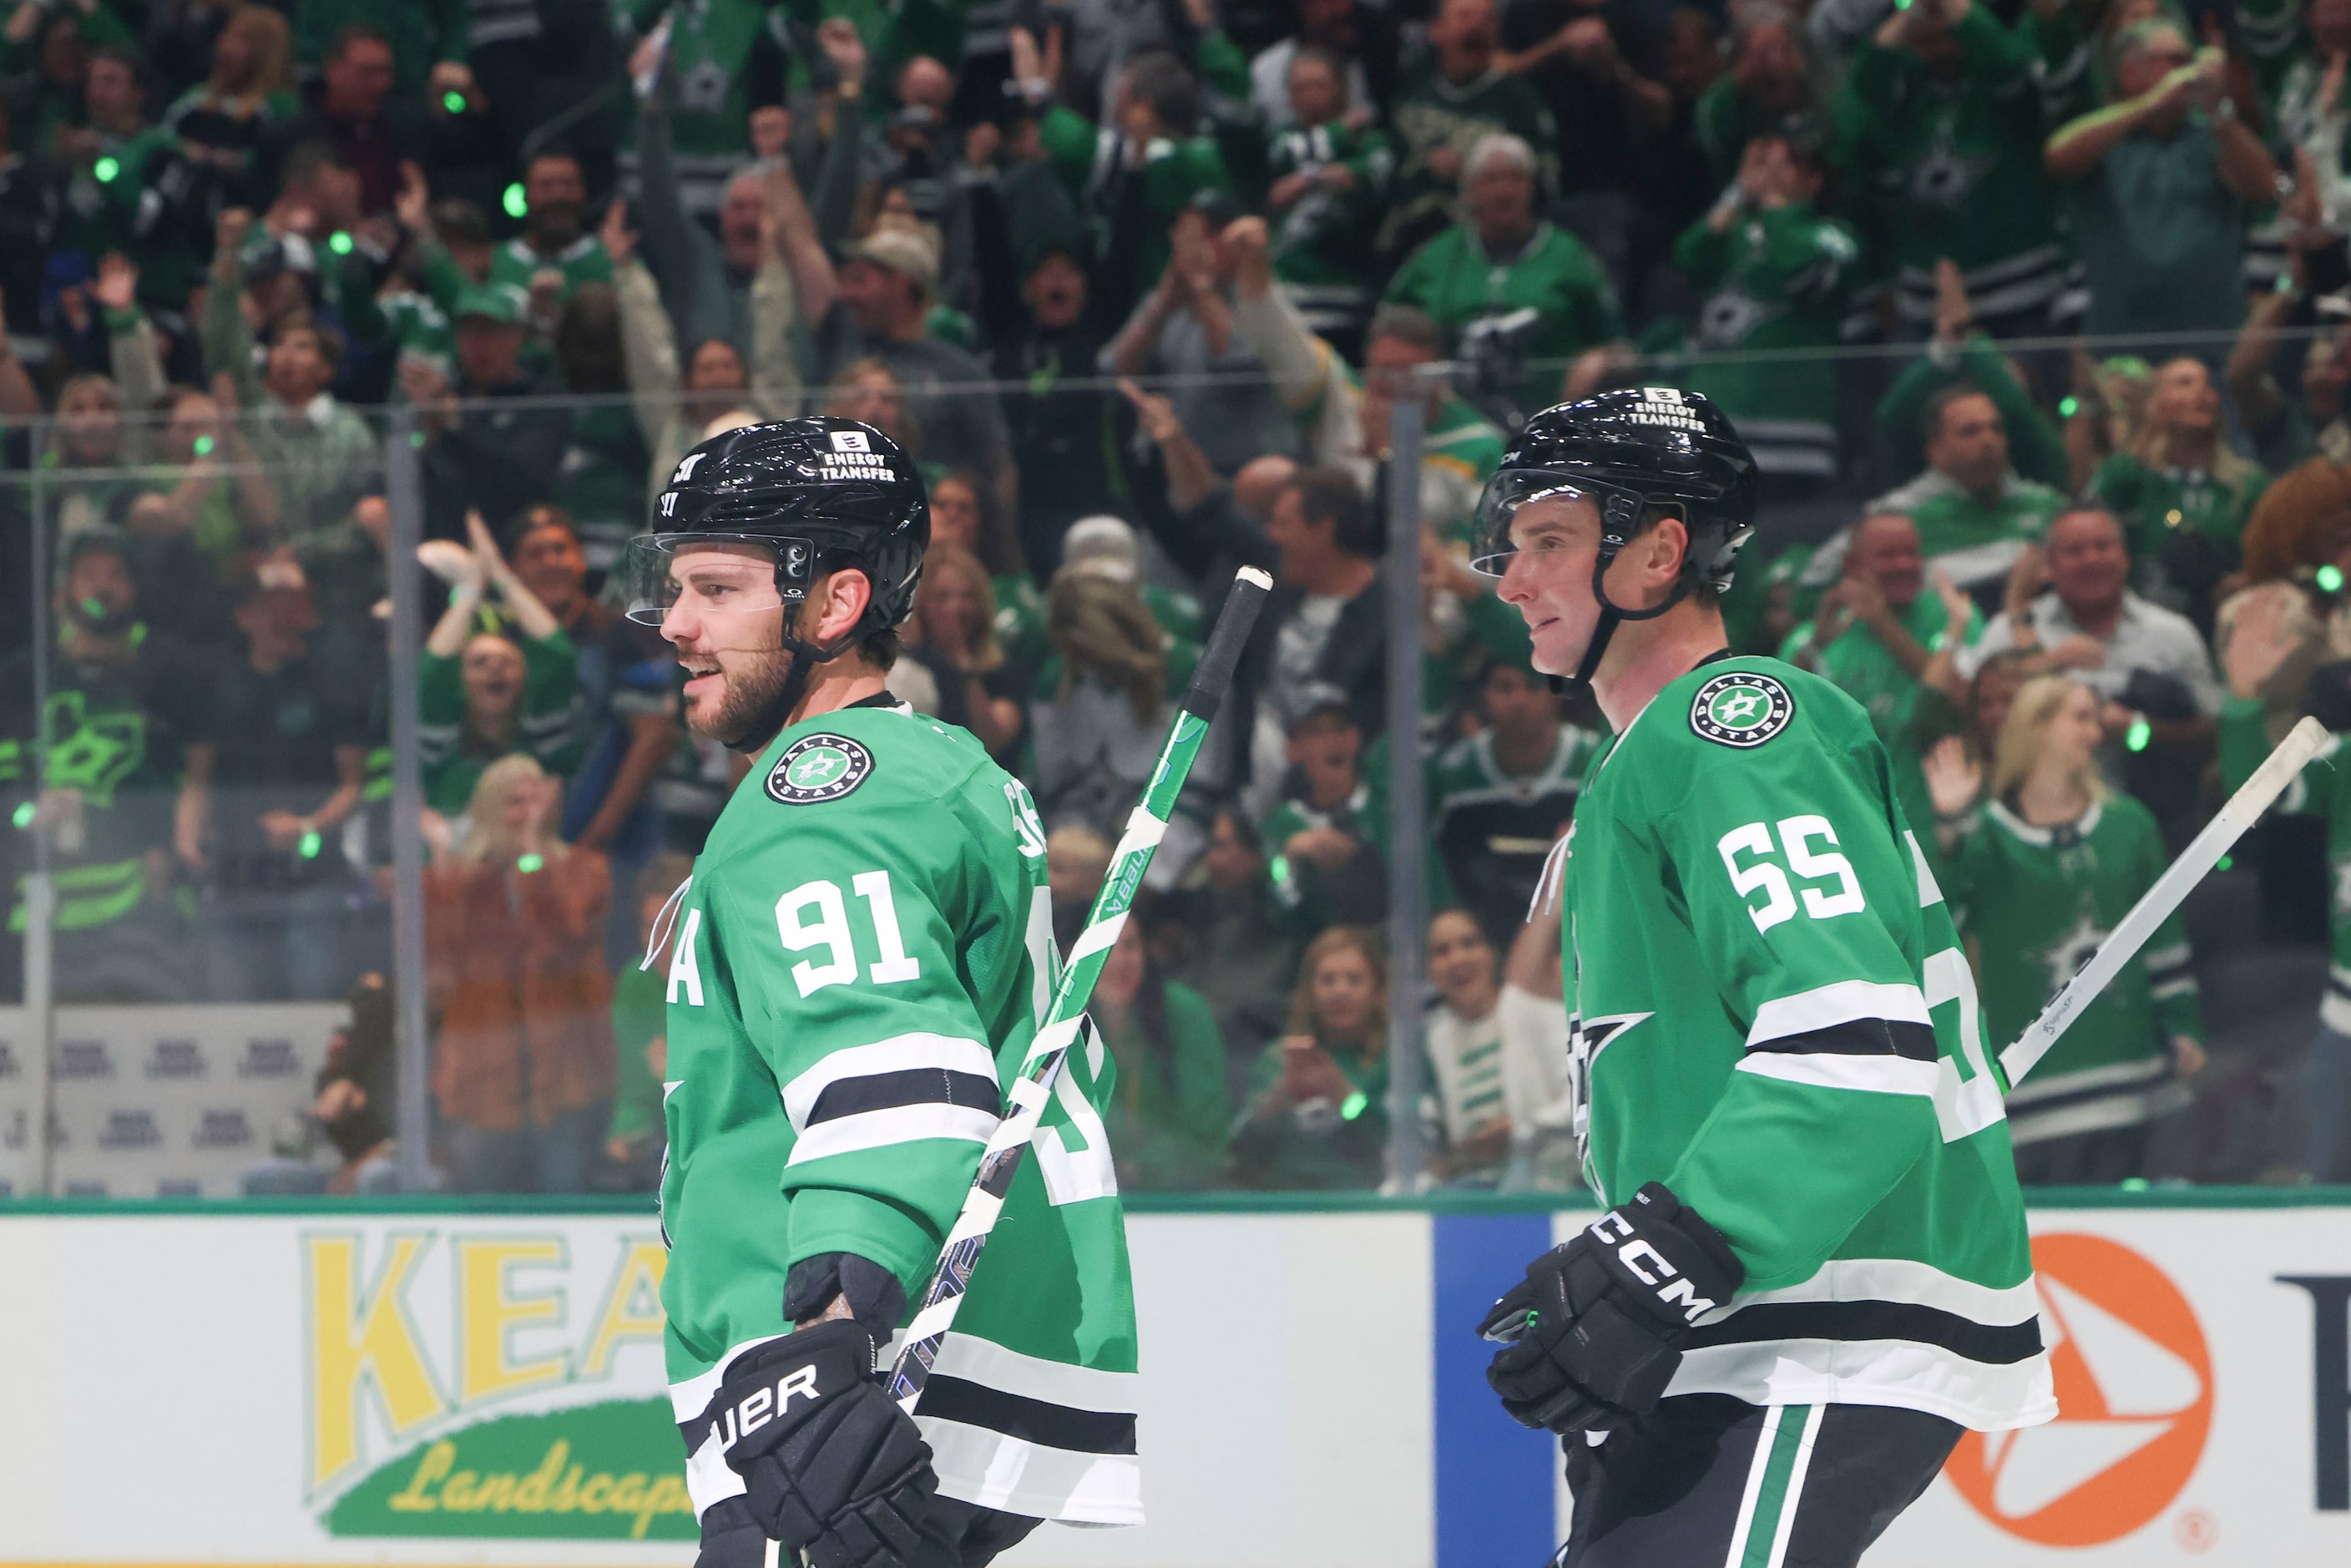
(2330, 973), (2351, 1004)
(1745, 1019), (1938, 1061)
(806, 1069), (1004, 1125)
(917, 1375), (1140, 1454)
(2146, 958), (2194, 984)
(1691, 1300), (2043, 1365)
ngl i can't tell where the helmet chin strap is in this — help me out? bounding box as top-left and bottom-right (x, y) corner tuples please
(720, 624), (867, 755)
(1551, 493), (1689, 699)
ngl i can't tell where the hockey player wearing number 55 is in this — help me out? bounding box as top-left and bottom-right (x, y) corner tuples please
(624, 418), (1140, 1568)
(1468, 389), (2055, 1566)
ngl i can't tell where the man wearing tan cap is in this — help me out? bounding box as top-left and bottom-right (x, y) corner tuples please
(817, 222), (1017, 522)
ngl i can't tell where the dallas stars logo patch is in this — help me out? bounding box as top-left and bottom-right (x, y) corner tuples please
(766, 733), (874, 805)
(1690, 671), (1792, 749)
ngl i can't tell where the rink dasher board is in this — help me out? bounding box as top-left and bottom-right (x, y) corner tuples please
(0, 1201), (2347, 1565)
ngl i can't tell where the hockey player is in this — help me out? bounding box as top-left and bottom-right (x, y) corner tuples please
(1468, 389), (2053, 1565)
(625, 418), (1140, 1568)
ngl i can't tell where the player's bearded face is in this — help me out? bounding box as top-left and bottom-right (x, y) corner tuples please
(1495, 495), (1607, 677)
(660, 544), (801, 742)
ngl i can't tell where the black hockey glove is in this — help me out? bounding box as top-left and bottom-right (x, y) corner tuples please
(713, 1322), (937, 1568)
(1479, 1182), (1745, 1435)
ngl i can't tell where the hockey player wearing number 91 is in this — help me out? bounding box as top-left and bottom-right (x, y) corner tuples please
(624, 417), (1142, 1568)
(1469, 389), (2055, 1566)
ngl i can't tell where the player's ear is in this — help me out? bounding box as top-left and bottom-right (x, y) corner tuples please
(1639, 513), (1690, 599)
(808, 568), (873, 645)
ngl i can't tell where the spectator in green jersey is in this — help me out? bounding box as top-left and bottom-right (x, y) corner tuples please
(487, 146), (611, 306)
(417, 512), (579, 822)
(1092, 903), (1231, 1191)
(1783, 512), (1977, 845)
(1261, 700), (1387, 939)
(1386, 0), (1559, 255)
(1384, 132), (1628, 418)
(1231, 923), (1391, 1189)
(1865, 382), (2065, 594)
(1835, 0), (2064, 342)
(1691, 5), (1819, 185)
(2086, 356), (2268, 635)
(1929, 674), (2207, 1183)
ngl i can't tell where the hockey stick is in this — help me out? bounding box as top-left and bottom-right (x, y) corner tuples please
(882, 564), (1274, 1414)
(1999, 715), (2331, 1085)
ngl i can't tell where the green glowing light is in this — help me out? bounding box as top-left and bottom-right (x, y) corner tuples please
(2279, 270), (2298, 294)
(328, 230), (353, 255)
(2217, 855), (2233, 872)
(94, 155), (119, 183)
(2319, 564), (2345, 593)
(410, 431), (426, 448)
(1339, 1090), (1368, 1121)
(298, 830), (322, 859)
(2058, 396), (2079, 418)
(1269, 853), (1292, 884)
(517, 852), (545, 873)
(11, 802), (33, 830)
(192, 434), (214, 457)
(503, 182), (528, 220)
(443, 90), (467, 113)
(2124, 717), (2151, 753)
(2121, 1176), (2150, 1191)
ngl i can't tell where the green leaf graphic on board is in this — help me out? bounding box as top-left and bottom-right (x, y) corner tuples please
(324, 1397), (695, 1540)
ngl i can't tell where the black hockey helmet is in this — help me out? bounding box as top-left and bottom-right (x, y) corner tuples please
(624, 415), (929, 635)
(1468, 387), (1758, 691)
(624, 416), (928, 751)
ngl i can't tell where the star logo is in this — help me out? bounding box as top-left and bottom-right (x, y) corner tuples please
(1564, 1009), (1652, 1173)
(765, 733), (874, 805)
(1907, 117), (1998, 215)
(1690, 672), (1793, 748)
(2033, 898), (2110, 1000)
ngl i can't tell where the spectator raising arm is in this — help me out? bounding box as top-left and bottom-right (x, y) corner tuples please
(765, 159), (836, 331)
(425, 534), (489, 659)
(2046, 43), (2273, 200)
(1122, 378), (1221, 516)
(469, 510), (562, 642)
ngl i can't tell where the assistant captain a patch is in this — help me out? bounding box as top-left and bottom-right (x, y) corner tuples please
(1689, 670), (1792, 748)
(766, 732), (875, 804)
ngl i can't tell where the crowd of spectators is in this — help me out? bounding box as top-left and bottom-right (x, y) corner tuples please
(1, 0), (2348, 1195)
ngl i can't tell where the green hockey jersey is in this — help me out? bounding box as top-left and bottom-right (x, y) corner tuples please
(2086, 452), (2268, 618)
(2222, 696), (2351, 1034)
(1261, 119), (1396, 334)
(1554, 655), (2053, 1430)
(1864, 468), (2062, 591)
(1833, 7), (2065, 330)
(1942, 794), (2203, 1144)
(1671, 200), (1863, 482)
(659, 701), (1141, 1526)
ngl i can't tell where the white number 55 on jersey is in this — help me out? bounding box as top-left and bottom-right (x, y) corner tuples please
(1717, 816), (1868, 933)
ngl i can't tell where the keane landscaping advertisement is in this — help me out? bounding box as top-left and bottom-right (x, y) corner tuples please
(5, 1206), (2351, 1566)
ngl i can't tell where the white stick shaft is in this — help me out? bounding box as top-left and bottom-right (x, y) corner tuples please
(1999, 716), (2332, 1084)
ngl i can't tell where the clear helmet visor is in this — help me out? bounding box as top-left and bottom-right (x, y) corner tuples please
(1466, 470), (1646, 577)
(622, 533), (818, 626)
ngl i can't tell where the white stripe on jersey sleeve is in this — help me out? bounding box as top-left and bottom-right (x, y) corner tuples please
(788, 1102), (1001, 1166)
(779, 1031), (999, 1128)
(1744, 979), (1934, 1049)
(1737, 1051), (1941, 1098)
